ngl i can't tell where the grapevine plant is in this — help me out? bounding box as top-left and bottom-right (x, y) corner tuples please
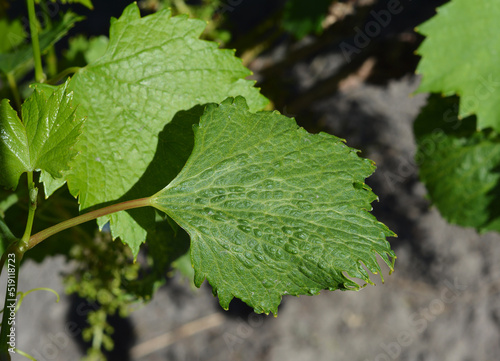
(0, 1), (396, 359)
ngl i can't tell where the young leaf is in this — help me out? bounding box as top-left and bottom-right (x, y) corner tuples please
(0, 80), (84, 190)
(151, 97), (395, 315)
(415, 94), (500, 231)
(415, 1), (500, 132)
(0, 12), (83, 75)
(61, 3), (268, 255)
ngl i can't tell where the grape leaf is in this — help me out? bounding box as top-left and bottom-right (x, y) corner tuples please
(415, 0), (500, 132)
(0, 80), (84, 190)
(282, 0), (333, 39)
(60, 3), (268, 256)
(151, 97), (395, 315)
(0, 12), (83, 75)
(415, 94), (500, 231)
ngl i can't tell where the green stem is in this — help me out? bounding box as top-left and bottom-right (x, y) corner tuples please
(45, 47), (57, 79)
(28, 197), (153, 250)
(5, 73), (21, 110)
(20, 173), (36, 251)
(39, 2), (57, 78)
(46, 66), (81, 85)
(13, 349), (36, 361)
(26, 0), (45, 83)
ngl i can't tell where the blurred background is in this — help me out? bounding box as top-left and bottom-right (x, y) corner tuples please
(2, 0), (500, 360)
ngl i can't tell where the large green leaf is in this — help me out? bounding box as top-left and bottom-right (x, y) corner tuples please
(0, 80), (84, 190)
(415, 94), (500, 231)
(151, 97), (395, 315)
(0, 12), (83, 75)
(415, 1), (500, 132)
(60, 3), (268, 256)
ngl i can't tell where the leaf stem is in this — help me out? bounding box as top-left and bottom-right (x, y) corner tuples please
(45, 46), (58, 79)
(20, 172), (37, 250)
(28, 197), (153, 250)
(39, 1), (57, 78)
(46, 67), (81, 85)
(26, 0), (45, 83)
(14, 349), (36, 361)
